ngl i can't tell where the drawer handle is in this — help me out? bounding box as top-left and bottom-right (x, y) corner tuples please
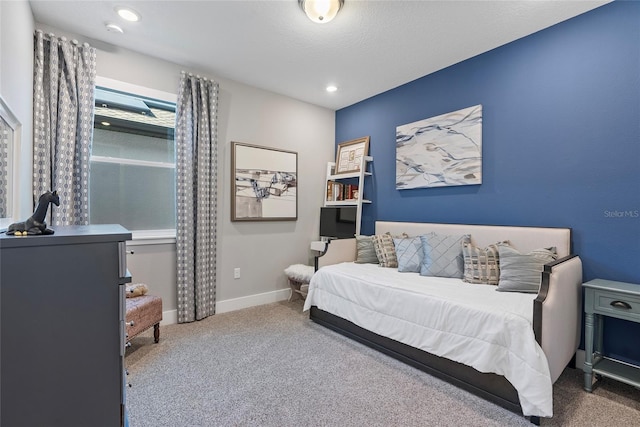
(610, 300), (632, 310)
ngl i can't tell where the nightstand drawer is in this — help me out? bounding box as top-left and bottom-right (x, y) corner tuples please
(593, 290), (640, 321)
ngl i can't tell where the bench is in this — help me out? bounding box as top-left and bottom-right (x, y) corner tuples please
(284, 264), (314, 301)
(125, 294), (162, 343)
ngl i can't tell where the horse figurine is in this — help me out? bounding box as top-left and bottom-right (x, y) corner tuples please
(6, 190), (60, 236)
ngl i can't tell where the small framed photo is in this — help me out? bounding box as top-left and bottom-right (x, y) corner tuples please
(335, 136), (370, 175)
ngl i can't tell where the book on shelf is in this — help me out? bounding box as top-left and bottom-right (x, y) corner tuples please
(351, 187), (359, 200)
(348, 184), (358, 200)
(326, 181), (359, 202)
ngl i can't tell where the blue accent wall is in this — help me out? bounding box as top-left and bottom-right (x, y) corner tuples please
(336, 2), (640, 364)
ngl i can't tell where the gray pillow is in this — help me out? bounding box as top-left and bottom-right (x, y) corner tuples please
(394, 235), (428, 273)
(355, 235), (379, 264)
(496, 245), (558, 293)
(419, 233), (471, 278)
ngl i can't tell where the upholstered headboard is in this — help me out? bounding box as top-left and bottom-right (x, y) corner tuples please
(375, 221), (572, 257)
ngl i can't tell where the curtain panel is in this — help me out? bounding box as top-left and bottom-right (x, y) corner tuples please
(0, 113), (11, 218)
(32, 30), (96, 225)
(175, 72), (219, 323)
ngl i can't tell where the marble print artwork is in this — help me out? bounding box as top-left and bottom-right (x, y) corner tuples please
(396, 104), (482, 189)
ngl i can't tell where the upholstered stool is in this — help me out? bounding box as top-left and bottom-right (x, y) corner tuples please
(284, 264), (315, 301)
(125, 294), (163, 343)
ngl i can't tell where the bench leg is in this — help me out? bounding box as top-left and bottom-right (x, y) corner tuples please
(288, 280), (303, 301)
(153, 323), (160, 343)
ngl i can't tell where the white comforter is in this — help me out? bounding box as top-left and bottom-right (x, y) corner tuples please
(303, 262), (553, 417)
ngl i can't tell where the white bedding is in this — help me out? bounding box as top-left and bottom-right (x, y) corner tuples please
(303, 262), (553, 417)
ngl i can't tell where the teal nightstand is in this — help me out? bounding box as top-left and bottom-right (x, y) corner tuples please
(583, 279), (640, 392)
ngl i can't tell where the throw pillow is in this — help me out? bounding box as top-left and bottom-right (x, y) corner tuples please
(394, 235), (429, 273)
(496, 245), (558, 293)
(355, 235), (379, 264)
(419, 233), (471, 278)
(462, 241), (508, 285)
(372, 232), (407, 268)
(372, 232), (397, 267)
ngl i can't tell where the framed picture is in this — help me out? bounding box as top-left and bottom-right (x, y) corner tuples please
(335, 136), (370, 175)
(231, 141), (297, 221)
(396, 104), (482, 189)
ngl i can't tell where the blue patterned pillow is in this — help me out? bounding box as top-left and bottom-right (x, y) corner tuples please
(393, 235), (429, 273)
(419, 233), (471, 278)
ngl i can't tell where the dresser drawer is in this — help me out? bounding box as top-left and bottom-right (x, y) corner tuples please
(593, 290), (640, 321)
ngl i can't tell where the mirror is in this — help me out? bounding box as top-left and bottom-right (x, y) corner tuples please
(0, 95), (20, 229)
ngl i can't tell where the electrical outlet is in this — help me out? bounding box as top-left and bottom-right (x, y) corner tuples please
(234, 268), (241, 279)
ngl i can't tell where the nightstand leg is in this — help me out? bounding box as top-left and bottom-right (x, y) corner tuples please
(596, 315), (604, 356)
(584, 312), (595, 392)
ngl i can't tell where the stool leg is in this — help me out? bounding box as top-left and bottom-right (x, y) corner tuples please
(153, 323), (160, 343)
(288, 280), (302, 301)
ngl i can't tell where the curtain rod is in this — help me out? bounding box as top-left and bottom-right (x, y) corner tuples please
(180, 71), (218, 84)
(34, 29), (91, 48)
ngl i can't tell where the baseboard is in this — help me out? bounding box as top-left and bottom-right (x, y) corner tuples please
(159, 288), (291, 325)
(161, 309), (178, 326)
(216, 288), (291, 314)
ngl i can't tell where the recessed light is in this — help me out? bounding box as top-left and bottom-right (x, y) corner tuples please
(326, 85), (338, 93)
(101, 121), (111, 126)
(105, 23), (124, 34)
(116, 7), (140, 22)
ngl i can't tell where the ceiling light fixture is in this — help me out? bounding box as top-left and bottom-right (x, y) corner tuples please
(105, 23), (124, 34)
(116, 7), (140, 22)
(299, 0), (344, 24)
(326, 85), (338, 93)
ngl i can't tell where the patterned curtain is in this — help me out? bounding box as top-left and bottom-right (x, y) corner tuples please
(175, 72), (219, 323)
(0, 113), (10, 218)
(32, 30), (96, 225)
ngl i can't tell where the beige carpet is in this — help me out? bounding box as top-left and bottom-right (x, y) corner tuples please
(125, 301), (640, 426)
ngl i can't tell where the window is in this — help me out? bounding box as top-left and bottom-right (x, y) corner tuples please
(0, 96), (20, 228)
(90, 80), (176, 235)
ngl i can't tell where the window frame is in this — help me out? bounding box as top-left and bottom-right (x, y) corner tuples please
(92, 77), (178, 244)
(0, 96), (21, 229)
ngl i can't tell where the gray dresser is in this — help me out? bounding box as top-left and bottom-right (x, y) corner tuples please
(1, 225), (132, 427)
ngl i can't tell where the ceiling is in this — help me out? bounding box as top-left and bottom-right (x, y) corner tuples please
(29, 0), (610, 110)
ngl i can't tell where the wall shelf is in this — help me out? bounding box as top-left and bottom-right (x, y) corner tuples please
(324, 156), (373, 235)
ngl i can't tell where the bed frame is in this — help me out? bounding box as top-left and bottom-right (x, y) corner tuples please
(310, 221), (583, 425)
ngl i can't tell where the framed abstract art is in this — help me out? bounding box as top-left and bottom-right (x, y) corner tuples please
(231, 141), (297, 221)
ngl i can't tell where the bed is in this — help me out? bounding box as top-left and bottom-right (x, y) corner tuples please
(303, 221), (583, 424)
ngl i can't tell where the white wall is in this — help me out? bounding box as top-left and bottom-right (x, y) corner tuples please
(0, 1), (34, 220)
(33, 23), (335, 320)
